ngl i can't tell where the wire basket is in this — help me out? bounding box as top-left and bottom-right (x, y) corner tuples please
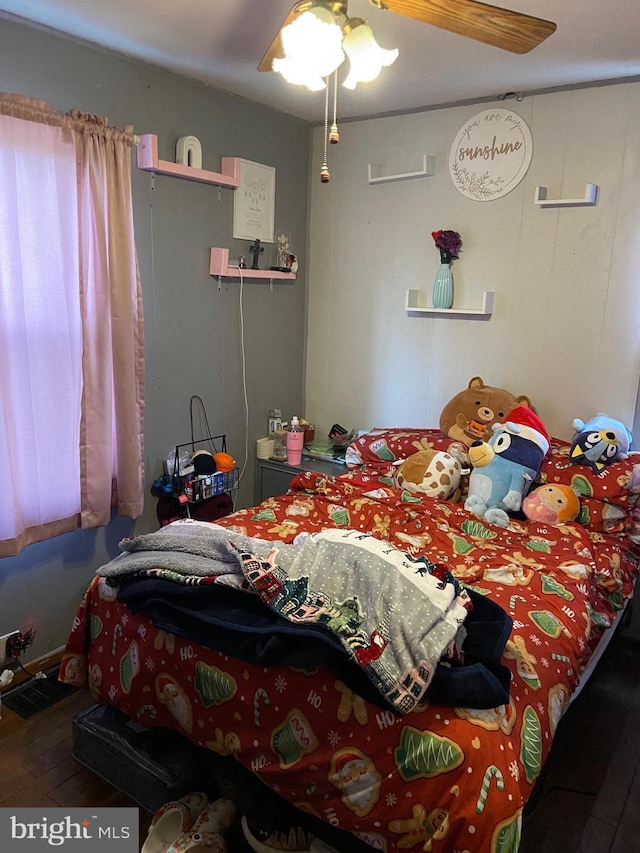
(169, 434), (238, 506)
(182, 467), (239, 503)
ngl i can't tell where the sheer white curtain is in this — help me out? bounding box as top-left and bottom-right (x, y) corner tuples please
(0, 95), (144, 557)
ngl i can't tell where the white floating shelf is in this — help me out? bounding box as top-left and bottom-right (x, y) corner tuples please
(137, 134), (240, 189)
(405, 290), (494, 318)
(209, 247), (296, 291)
(368, 154), (436, 184)
(534, 183), (598, 208)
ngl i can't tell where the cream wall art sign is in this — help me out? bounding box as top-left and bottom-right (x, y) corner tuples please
(233, 158), (276, 243)
(449, 109), (533, 201)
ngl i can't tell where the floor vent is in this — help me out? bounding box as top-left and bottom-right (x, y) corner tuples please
(2, 667), (76, 719)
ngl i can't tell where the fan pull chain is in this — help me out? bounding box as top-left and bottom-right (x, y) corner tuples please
(320, 78), (330, 183)
(329, 69), (339, 144)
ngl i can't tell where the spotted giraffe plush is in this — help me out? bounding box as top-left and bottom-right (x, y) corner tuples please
(393, 449), (462, 500)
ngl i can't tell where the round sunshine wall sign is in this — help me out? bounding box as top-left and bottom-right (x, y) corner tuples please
(449, 108), (533, 201)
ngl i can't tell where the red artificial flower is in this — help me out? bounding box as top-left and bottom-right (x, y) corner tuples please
(432, 229), (462, 263)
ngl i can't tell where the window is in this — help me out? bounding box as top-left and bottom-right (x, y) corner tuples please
(0, 94), (144, 557)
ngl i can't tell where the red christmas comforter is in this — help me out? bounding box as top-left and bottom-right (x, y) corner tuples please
(61, 457), (639, 853)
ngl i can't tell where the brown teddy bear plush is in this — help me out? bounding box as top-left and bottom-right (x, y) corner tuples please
(393, 449), (462, 500)
(440, 376), (533, 447)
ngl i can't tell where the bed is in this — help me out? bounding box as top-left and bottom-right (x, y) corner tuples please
(60, 428), (640, 853)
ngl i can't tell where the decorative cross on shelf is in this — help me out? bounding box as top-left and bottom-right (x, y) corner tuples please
(249, 239), (264, 270)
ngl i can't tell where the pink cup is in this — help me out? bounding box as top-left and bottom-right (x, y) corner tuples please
(286, 429), (304, 465)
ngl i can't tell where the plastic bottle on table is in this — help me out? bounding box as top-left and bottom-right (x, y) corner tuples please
(286, 416), (305, 465)
(268, 408), (282, 436)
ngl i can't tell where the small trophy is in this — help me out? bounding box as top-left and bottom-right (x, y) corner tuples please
(271, 232), (291, 272)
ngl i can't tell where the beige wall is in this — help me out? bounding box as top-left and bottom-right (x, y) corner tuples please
(305, 82), (640, 444)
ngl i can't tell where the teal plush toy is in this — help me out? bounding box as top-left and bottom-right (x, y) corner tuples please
(465, 406), (550, 528)
(570, 413), (633, 473)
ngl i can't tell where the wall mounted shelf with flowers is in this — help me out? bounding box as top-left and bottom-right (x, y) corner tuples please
(431, 229), (462, 310)
(405, 289), (494, 318)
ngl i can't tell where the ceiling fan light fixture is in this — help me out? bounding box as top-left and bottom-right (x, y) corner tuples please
(275, 5), (345, 88)
(272, 56), (327, 90)
(341, 18), (398, 90)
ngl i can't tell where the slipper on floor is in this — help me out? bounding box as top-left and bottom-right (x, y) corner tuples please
(169, 798), (236, 853)
(240, 814), (316, 852)
(142, 792), (209, 853)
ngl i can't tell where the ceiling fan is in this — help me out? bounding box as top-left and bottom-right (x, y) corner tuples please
(258, 0), (557, 76)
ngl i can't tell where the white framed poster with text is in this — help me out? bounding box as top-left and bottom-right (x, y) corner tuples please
(449, 109), (533, 201)
(233, 159), (276, 242)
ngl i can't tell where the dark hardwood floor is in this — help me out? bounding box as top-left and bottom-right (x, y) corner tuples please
(1, 623), (640, 852)
(519, 628), (640, 853)
(0, 675), (255, 851)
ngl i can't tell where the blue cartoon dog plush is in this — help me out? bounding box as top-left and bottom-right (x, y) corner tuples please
(570, 413), (632, 473)
(465, 406), (550, 528)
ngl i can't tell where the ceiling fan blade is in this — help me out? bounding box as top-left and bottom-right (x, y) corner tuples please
(380, 0), (556, 54)
(258, 4), (300, 72)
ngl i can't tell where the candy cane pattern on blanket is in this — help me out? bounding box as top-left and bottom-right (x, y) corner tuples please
(254, 688), (270, 727)
(551, 652), (573, 676)
(509, 595), (527, 610)
(475, 765), (505, 813)
(112, 624), (123, 656)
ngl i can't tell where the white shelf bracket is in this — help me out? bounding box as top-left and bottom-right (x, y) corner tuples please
(534, 183), (598, 207)
(269, 278), (274, 292)
(368, 154), (436, 185)
(405, 290), (494, 318)
(217, 275), (222, 291)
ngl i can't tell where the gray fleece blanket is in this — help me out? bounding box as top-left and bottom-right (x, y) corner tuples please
(99, 523), (274, 579)
(98, 521), (471, 713)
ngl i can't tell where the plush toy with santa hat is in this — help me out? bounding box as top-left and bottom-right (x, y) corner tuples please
(465, 406), (550, 528)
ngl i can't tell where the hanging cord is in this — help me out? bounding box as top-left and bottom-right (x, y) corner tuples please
(329, 68), (339, 144)
(14, 658), (45, 681)
(212, 263), (249, 512)
(320, 79), (330, 183)
(148, 175), (160, 462)
(189, 395), (216, 454)
(237, 267), (249, 493)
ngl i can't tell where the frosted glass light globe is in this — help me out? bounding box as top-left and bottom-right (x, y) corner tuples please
(274, 7), (345, 90)
(342, 20), (398, 90)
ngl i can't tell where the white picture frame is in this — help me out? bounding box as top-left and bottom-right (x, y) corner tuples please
(233, 158), (276, 243)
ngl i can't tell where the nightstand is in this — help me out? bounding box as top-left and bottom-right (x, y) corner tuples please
(254, 456), (345, 504)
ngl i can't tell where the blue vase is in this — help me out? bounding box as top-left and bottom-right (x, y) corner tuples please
(432, 262), (453, 309)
